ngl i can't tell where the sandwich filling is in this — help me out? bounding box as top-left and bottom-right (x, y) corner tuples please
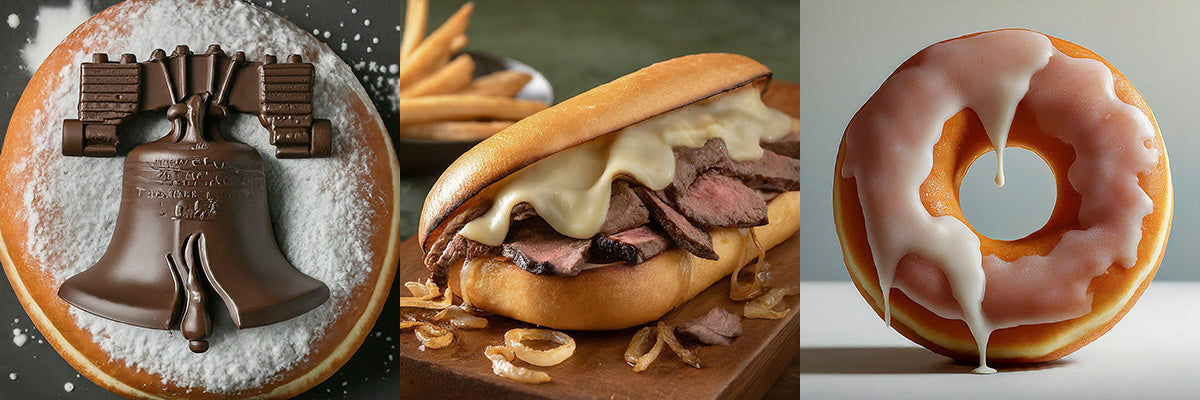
(424, 86), (798, 282)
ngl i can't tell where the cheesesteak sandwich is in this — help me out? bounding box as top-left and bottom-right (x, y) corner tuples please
(419, 53), (800, 330)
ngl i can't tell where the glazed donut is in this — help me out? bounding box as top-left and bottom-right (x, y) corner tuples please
(0, 0), (400, 398)
(834, 29), (1171, 372)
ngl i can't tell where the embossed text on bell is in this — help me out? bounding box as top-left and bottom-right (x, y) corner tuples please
(56, 45), (333, 353)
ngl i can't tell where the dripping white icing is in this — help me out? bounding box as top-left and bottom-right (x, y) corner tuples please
(841, 30), (1159, 373)
(458, 86), (791, 246)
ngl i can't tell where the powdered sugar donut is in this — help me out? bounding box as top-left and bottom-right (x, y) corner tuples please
(0, 0), (400, 398)
(835, 29), (1171, 372)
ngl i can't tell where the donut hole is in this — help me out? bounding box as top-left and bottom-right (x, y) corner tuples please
(959, 147), (1056, 241)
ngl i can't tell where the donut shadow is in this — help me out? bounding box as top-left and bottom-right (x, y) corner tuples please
(799, 346), (1072, 375)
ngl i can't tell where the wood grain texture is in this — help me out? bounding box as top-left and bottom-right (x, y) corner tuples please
(393, 233), (798, 400)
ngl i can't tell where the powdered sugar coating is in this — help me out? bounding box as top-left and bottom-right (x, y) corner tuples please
(13, 0), (386, 392)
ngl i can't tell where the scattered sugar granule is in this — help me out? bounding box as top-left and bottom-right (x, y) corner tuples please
(395, 25), (401, 31)
(12, 329), (27, 347)
(312, 28), (319, 35)
(6, 14), (19, 29)
(353, 33), (360, 41)
(388, 64), (399, 74)
(351, 8), (357, 14)
(265, 1), (273, 6)
(363, 19), (370, 26)
(64, 382), (75, 392)
(322, 31), (331, 39)
(8, 373), (16, 381)
(340, 42), (348, 51)
(366, 47), (373, 53)
(372, 37), (378, 44)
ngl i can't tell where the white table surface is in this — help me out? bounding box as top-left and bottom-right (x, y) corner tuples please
(800, 281), (1200, 400)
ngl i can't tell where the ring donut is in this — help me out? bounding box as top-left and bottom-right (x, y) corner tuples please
(0, 0), (400, 397)
(834, 29), (1172, 372)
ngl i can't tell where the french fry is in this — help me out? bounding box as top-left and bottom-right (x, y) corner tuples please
(401, 54), (476, 98)
(400, 0), (428, 58)
(399, 2), (474, 88)
(398, 1), (542, 142)
(450, 34), (469, 53)
(398, 121), (514, 141)
(459, 70), (533, 98)
(399, 95), (547, 126)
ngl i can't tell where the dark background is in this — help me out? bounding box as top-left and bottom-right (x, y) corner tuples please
(0, 0), (799, 398)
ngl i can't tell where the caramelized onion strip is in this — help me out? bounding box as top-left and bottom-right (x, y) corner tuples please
(415, 323), (454, 349)
(730, 229), (770, 301)
(485, 345), (552, 384)
(398, 321), (424, 330)
(657, 322), (701, 368)
(503, 329), (576, 367)
(404, 279), (442, 300)
(399, 286), (455, 309)
(744, 286), (799, 319)
(624, 327), (665, 372)
(433, 305), (489, 329)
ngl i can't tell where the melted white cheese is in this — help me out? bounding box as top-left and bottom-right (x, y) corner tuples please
(458, 86), (792, 246)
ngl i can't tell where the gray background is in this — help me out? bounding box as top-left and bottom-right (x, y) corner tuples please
(800, 0), (1197, 281)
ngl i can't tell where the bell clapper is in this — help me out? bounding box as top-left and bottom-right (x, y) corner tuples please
(167, 232), (212, 353)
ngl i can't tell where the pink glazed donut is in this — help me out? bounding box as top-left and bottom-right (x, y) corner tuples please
(834, 29), (1172, 373)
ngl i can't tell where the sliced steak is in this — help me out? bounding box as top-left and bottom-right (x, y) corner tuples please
(676, 172), (768, 229)
(673, 138), (799, 194)
(757, 189), (780, 203)
(591, 225), (672, 264)
(599, 180), (650, 235)
(633, 186), (718, 260)
(723, 149), (800, 192)
(761, 131), (800, 159)
(440, 235), (500, 268)
(672, 139), (731, 190)
(511, 202), (538, 221)
(424, 205), (487, 285)
(502, 219), (593, 276)
(677, 307), (743, 346)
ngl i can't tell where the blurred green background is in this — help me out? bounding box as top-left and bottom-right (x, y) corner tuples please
(418, 0), (800, 102)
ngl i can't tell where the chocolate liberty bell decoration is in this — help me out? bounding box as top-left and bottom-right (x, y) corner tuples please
(57, 45), (332, 353)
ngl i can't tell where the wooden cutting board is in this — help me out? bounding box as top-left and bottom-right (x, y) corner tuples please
(392, 232), (798, 400)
